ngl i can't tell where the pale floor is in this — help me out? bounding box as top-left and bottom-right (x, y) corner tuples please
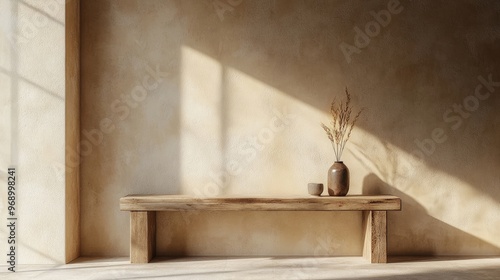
(1, 256), (499, 280)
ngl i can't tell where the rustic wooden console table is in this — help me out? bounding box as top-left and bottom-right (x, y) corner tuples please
(120, 195), (401, 263)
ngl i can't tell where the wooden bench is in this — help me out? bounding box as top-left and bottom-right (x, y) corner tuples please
(120, 195), (401, 264)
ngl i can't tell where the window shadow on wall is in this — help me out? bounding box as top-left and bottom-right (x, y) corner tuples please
(363, 173), (500, 255)
(80, 0), (500, 257)
(0, 0), (69, 263)
(176, 0), (500, 255)
(180, 0), (500, 204)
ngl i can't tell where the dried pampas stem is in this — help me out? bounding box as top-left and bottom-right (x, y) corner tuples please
(321, 87), (363, 161)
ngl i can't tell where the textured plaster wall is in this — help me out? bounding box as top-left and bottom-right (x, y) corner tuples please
(81, 0), (500, 257)
(0, 0), (72, 263)
(0, 0), (79, 264)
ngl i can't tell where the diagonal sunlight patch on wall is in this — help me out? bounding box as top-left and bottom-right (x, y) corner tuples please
(351, 130), (500, 252)
(180, 46), (223, 194)
(423, 174), (500, 249)
(179, 45), (498, 255)
(0, 72), (11, 169)
(16, 0), (65, 98)
(0, 0), (14, 255)
(174, 46), (364, 256)
(0, 50), (11, 247)
(0, 0), (66, 263)
(220, 66), (329, 196)
(179, 46), (338, 197)
(19, 0), (65, 26)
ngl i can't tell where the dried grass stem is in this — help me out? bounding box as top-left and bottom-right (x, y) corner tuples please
(322, 87), (362, 161)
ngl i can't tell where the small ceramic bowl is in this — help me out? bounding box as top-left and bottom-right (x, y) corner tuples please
(308, 183), (324, 196)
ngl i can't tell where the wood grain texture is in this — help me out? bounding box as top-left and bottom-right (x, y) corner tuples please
(363, 210), (387, 263)
(65, 0), (80, 264)
(130, 211), (156, 263)
(120, 195), (401, 211)
(124, 195), (399, 263)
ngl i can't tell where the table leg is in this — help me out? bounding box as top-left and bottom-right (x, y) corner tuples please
(130, 211), (156, 263)
(363, 210), (387, 263)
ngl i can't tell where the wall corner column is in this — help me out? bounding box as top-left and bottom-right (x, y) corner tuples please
(65, 0), (81, 264)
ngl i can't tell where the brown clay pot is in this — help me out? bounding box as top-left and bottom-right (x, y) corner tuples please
(327, 161), (349, 196)
(307, 183), (324, 196)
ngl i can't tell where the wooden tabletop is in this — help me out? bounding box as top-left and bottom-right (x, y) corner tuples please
(120, 195), (401, 211)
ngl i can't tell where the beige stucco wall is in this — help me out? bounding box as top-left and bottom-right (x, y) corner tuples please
(81, 0), (500, 257)
(0, 0), (79, 264)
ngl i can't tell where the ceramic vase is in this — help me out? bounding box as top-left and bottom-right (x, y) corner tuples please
(327, 161), (349, 196)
